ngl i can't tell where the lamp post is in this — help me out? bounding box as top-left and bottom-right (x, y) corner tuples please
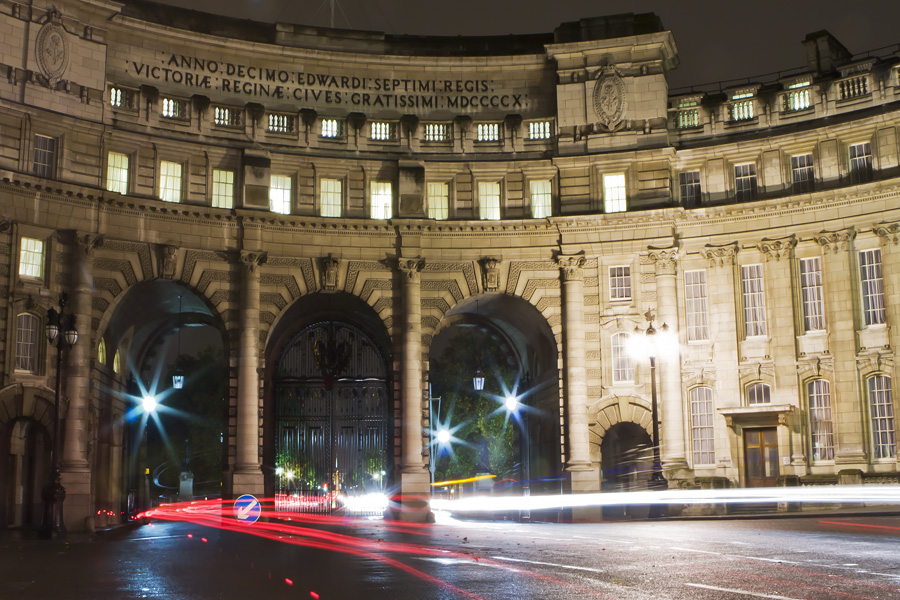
(40, 293), (78, 539)
(505, 382), (531, 521)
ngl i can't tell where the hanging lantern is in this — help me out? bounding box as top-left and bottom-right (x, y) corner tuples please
(172, 368), (185, 390)
(473, 367), (485, 391)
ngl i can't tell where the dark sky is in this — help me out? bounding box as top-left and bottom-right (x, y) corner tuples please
(157, 0), (899, 89)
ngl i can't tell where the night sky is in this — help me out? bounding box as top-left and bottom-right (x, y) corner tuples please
(155, 0), (900, 89)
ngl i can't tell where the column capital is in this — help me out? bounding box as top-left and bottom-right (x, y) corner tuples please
(556, 254), (585, 281)
(240, 250), (268, 272)
(814, 226), (856, 254)
(398, 257), (425, 282)
(757, 234), (797, 262)
(647, 246), (679, 275)
(701, 242), (738, 268)
(874, 221), (900, 246)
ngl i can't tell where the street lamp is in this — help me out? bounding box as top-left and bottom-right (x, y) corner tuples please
(473, 367), (485, 391)
(172, 295), (184, 389)
(40, 293), (78, 539)
(504, 386), (531, 520)
(628, 309), (674, 517)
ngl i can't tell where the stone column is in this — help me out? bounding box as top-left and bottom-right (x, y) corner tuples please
(648, 247), (688, 469)
(232, 250), (266, 495)
(61, 232), (101, 532)
(397, 257), (429, 521)
(557, 255), (592, 476)
(815, 228), (865, 465)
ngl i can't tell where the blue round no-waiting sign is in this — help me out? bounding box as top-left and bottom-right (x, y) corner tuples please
(233, 494), (261, 524)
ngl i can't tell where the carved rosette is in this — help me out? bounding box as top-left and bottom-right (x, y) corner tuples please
(321, 254), (340, 291)
(156, 244), (177, 278)
(592, 65), (626, 132)
(874, 221), (900, 246)
(398, 257), (425, 283)
(647, 247), (679, 276)
(556, 255), (586, 281)
(480, 257), (501, 292)
(757, 235), (797, 262)
(240, 251), (268, 272)
(814, 227), (856, 254)
(35, 9), (69, 87)
(701, 243), (738, 268)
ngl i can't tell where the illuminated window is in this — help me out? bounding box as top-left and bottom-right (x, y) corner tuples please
(747, 383), (771, 405)
(370, 122), (395, 141)
(679, 171), (701, 207)
(799, 257), (825, 332)
(321, 118), (343, 139)
(741, 264), (767, 337)
(784, 81), (811, 112)
(110, 86), (122, 107)
(113, 349), (121, 374)
(849, 142), (873, 184)
(32, 134), (56, 178)
(214, 106), (241, 128)
(427, 182), (449, 220)
(859, 249), (886, 326)
(685, 270), (709, 341)
(528, 121), (551, 140)
(18, 237), (44, 279)
(269, 175), (292, 215)
(808, 379), (834, 461)
(690, 387), (715, 465)
(530, 180), (552, 218)
(161, 97), (187, 119)
(477, 181), (501, 220)
(611, 332), (633, 383)
(603, 173), (626, 213)
(476, 123), (500, 142)
(370, 181), (392, 219)
(320, 178), (342, 217)
(734, 163), (757, 201)
(98, 337), (107, 366)
(868, 375), (896, 459)
(791, 154), (815, 194)
(423, 123), (449, 142)
(728, 95), (754, 121)
(676, 108), (700, 129)
(109, 86), (134, 109)
(106, 152), (129, 194)
(14, 313), (39, 372)
(212, 169), (235, 209)
(159, 161), (182, 203)
(609, 266), (631, 301)
(267, 113), (294, 134)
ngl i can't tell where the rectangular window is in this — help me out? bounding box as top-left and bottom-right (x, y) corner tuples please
(679, 171), (701, 207)
(611, 333), (634, 383)
(859, 249), (886, 326)
(676, 108), (700, 129)
(212, 169), (235, 209)
(476, 123), (500, 142)
(370, 181), (392, 219)
(868, 375), (896, 459)
(423, 123), (449, 142)
(685, 270), (710, 341)
(320, 178), (342, 217)
(106, 152), (129, 194)
(477, 181), (501, 220)
(427, 182), (449, 220)
(32, 134), (56, 178)
(734, 163), (757, 201)
(609, 266), (631, 301)
(741, 264), (767, 337)
(321, 118), (343, 139)
(214, 106), (241, 128)
(791, 154), (815, 194)
(530, 180), (552, 219)
(690, 387), (715, 465)
(747, 383), (771, 405)
(15, 313), (39, 372)
(269, 175), (292, 215)
(729, 99), (755, 121)
(159, 160), (182, 203)
(799, 257), (826, 332)
(808, 380), (835, 461)
(161, 97), (187, 119)
(784, 83), (811, 112)
(849, 142), (873, 184)
(18, 237), (44, 279)
(370, 122), (395, 141)
(267, 114), (294, 134)
(528, 121), (551, 140)
(109, 86), (135, 109)
(603, 173), (626, 213)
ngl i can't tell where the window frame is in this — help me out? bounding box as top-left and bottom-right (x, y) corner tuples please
(14, 312), (40, 373)
(475, 122), (501, 143)
(867, 374), (896, 459)
(106, 151), (130, 195)
(608, 265), (632, 302)
(611, 332), (634, 384)
(679, 170), (701, 207)
(158, 160), (183, 203)
(602, 173), (627, 213)
(848, 141), (873, 185)
(791, 153), (815, 194)
(799, 256), (826, 332)
(370, 181), (393, 219)
(160, 97), (189, 121)
(369, 121), (397, 142)
(477, 180), (501, 221)
(426, 181), (450, 220)
(319, 177), (343, 218)
(740, 263), (768, 338)
(734, 163), (758, 201)
(422, 123), (450, 143)
(529, 179), (552, 219)
(32, 133), (57, 178)
(858, 248), (886, 327)
(807, 379), (835, 462)
(684, 269), (710, 342)
(212, 168), (236, 210)
(269, 174), (293, 215)
(320, 118), (345, 140)
(746, 382), (771, 405)
(690, 386), (716, 466)
(18, 236), (46, 281)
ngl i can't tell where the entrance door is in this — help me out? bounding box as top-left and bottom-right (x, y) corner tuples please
(744, 428), (779, 487)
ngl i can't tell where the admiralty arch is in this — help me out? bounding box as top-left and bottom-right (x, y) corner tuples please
(1, 0), (898, 530)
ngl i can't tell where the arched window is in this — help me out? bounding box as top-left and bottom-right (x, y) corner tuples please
(98, 337), (107, 366)
(611, 332), (633, 383)
(807, 379), (834, 461)
(15, 313), (40, 372)
(113, 349), (122, 374)
(689, 387), (715, 465)
(747, 382), (771, 405)
(867, 375), (896, 459)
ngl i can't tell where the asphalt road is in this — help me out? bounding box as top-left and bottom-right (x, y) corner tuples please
(1, 510), (899, 599)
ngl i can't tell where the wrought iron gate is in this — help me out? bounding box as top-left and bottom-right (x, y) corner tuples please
(274, 322), (390, 515)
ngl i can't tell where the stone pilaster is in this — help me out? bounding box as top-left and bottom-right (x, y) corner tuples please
(648, 246), (688, 469)
(233, 250), (266, 495)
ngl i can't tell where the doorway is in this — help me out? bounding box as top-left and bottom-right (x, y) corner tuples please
(744, 428), (779, 487)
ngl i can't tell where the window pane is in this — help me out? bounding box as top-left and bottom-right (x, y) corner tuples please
(685, 270), (709, 341)
(859, 249), (886, 326)
(611, 333), (634, 383)
(320, 178), (342, 217)
(849, 142), (873, 184)
(679, 171), (701, 207)
(741, 264), (767, 337)
(791, 154), (814, 194)
(808, 379), (834, 461)
(799, 257), (825, 331)
(603, 173), (626, 213)
(107, 152), (129, 194)
(212, 169), (235, 209)
(269, 175), (292, 214)
(478, 181), (500, 220)
(321, 119), (342, 138)
(159, 161), (182, 203)
(477, 123), (499, 142)
(609, 266), (631, 300)
(747, 383), (771, 405)
(32, 134), (56, 178)
(427, 182), (449, 220)
(19, 237), (44, 279)
(690, 387), (715, 465)
(370, 181), (392, 219)
(868, 376), (896, 459)
(424, 123), (449, 142)
(530, 180), (552, 218)
(98, 338), (107, 365)
(735, 163), (757, 201)
(15, 313), (39, 372)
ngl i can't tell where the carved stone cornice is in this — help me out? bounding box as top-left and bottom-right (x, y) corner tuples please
(556, 254), (586, 281)
(757, 235), (797, 262)
(321, 254), (340, 291)
(240, 251), (268, 272)
(647, 246), (679, 276)
(701, 242), (738, 268)
(398, 257), (425, 283)
(814, 226), (856, 254)
(480, 257), (501, 292)
(874, 221), (900, 246)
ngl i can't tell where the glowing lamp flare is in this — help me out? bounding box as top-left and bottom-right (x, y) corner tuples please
(141, 395), (158, 413)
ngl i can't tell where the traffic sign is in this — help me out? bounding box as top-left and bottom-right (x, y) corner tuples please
(233, 494), (261, 524)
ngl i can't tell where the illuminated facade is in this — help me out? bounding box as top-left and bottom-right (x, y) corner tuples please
(1, 0), (898, 529)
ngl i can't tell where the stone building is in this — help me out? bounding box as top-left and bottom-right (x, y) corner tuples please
(0, 0), (898, 529)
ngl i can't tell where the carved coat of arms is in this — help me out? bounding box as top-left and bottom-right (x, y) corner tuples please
(592, 65), (626, 132)
(36, 9), (69, 87)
